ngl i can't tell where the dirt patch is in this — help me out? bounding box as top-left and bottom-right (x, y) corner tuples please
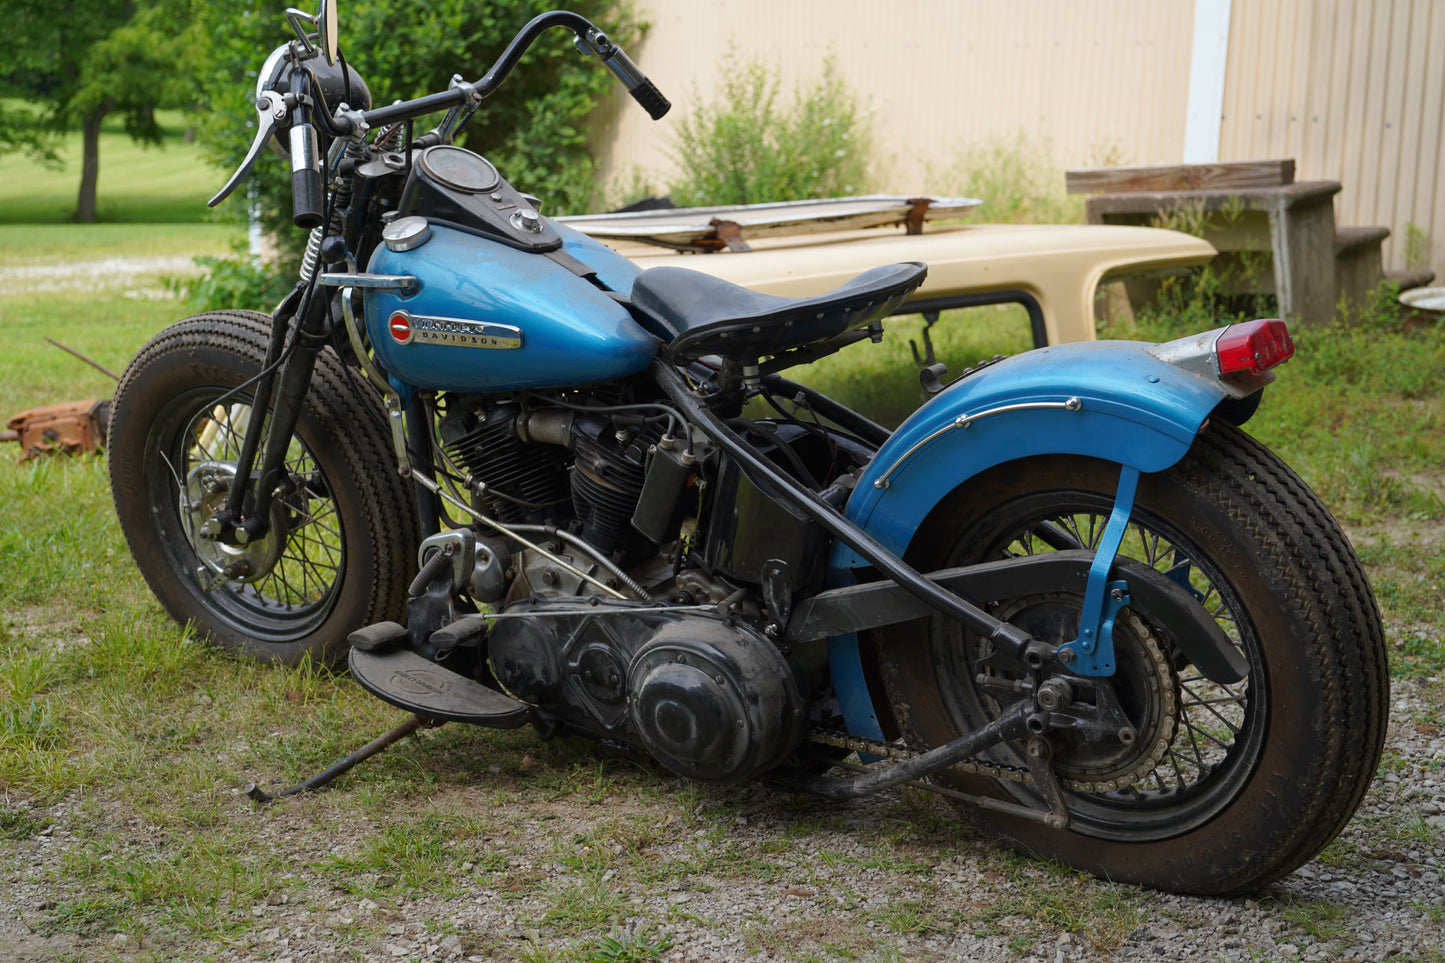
(0, 256), (199, 296)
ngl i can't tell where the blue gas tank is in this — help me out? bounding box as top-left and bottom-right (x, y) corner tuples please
(363, 222), (655, 392)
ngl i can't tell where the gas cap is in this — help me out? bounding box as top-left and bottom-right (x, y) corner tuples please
(511, 208), (542, 233)
(382, 215), (432, 252)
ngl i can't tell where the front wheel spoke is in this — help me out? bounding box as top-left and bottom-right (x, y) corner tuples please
(265, 564), (300, 606)
(287, 523), (342, 568)
(277, 551), (322, 602)
(296, 547), (337, 598)
(277, 552), (313, 601)
(289, 531), (341, 595)
(287, 510), (342, 542)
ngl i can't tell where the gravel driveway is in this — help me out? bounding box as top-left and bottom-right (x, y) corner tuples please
(1, 674), (1440, 963)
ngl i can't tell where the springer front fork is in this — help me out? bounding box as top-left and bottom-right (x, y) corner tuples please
(213, 277), (331, 552)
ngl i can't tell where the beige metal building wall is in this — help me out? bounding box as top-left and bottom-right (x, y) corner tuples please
(1219, 0), (1443, 283)
(596, 0), (1196, 197)
(598, 1), (1441, 284)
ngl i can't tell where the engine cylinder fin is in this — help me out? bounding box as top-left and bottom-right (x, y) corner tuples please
(569, 418), (662, 556)
(439, 401), (570, 522)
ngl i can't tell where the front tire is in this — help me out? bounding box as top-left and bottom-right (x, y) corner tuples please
(875, 422), (1388, 895)
(108, 311), (419, 665)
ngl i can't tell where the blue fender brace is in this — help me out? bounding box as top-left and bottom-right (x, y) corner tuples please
(1057, 464), (1139, 676)
(828, 463), (1143, 741)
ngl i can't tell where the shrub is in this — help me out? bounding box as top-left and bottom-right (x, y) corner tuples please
(666, 53), (873, 207)
(167, 240), (292, 313)
(927, 131), (1083, 224)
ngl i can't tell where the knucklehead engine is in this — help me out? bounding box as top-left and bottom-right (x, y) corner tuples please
(416, 393), (861, 781)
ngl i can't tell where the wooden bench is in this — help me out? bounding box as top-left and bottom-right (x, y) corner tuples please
(1068, 161), (1423, 323)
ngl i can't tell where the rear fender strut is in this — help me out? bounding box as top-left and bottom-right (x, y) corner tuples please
(786, 550), (1247, 685)
(1060, 464), (1139, 677)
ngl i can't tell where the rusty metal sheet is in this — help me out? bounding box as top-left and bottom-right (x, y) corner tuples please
(3, 399), (109, 461)
(559, 194), (982, 252)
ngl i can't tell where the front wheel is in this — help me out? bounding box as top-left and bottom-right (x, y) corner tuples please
(875, 422), (1389, 895)
(108, 311), (419, 665)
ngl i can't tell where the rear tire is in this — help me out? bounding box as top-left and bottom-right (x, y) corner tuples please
(108, 311), (419, 665)
(875, 421), (1388, 895)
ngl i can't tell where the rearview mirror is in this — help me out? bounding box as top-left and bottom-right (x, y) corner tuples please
(318, 0), (337, 65)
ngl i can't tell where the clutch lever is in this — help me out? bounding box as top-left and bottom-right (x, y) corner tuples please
(209, 93), (288, 208)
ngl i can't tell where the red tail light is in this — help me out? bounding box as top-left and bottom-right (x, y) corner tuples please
(1216, 319), (1294, 376)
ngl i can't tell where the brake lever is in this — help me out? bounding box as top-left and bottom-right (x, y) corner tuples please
(209, 93), (288, 208)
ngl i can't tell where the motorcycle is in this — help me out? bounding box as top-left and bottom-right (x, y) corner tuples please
(106, 1), (1389, 897)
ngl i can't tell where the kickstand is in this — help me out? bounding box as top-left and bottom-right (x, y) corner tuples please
(244, 713), (435, 804)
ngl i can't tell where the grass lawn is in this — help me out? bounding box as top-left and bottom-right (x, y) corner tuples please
(0, 108), (224, 224)
(0, 223), (243, 416)
(0, 220), (1442, 961)
(789, 304), (1037, 428)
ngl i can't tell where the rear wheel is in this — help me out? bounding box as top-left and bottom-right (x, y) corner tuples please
(108, 311), (419, 665)
(876, 422), (1388, 895)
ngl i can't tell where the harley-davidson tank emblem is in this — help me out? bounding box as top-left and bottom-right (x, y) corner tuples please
(387, 310), (523, 349)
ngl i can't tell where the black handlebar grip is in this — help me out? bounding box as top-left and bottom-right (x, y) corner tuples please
(292, 167), (325, 229)
(629, 77), (671, 120)
(288, 121), (325, 229)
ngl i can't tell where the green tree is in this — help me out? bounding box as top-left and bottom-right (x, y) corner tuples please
(0, 101), (56, 165)
(192, 0), (634, 266)
(7, 0), (196, 222)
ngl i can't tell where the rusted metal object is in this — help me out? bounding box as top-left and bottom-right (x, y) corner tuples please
(2, 400), (110, 461)
(1, 338), (121, 460)
(708, 216), (752, 252)
(904, 196), (933, 235)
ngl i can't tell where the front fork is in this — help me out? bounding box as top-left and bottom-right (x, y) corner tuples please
(213, 275), (443, 570)
(216, 279), (330, 548)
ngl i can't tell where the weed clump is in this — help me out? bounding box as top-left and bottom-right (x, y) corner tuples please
(927, 130), (1086, 224)
(666, 53), (874, 207)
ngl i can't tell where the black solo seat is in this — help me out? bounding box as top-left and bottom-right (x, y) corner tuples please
(629, 261), (927, 363)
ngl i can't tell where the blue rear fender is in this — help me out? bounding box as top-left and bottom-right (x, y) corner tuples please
(823, 339), (1239, 740)
(830, 339), (1237, 570)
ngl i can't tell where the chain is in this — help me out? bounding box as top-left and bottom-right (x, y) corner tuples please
(805, 729), (1034, 784)
(807, 717), (1175, 796)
